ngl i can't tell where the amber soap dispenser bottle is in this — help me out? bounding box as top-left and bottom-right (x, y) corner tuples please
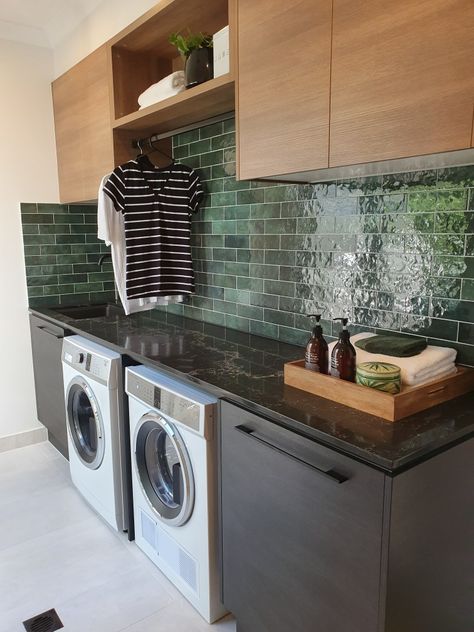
(304, 314), (328, 373)
(330, 317), (356, 382)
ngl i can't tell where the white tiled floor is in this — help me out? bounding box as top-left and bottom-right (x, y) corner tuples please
(0, 441), (236, 632)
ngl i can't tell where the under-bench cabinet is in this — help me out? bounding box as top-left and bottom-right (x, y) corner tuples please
(220, 400), (473, 632)
(29, 314), (70, 458)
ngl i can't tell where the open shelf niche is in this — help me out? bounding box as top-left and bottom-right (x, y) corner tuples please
(108, 0), (235, 165)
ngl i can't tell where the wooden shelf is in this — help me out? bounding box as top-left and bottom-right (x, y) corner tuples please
(112, 73), (235, 136)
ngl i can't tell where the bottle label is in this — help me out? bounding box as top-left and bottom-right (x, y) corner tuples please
(305, 351), (320, 371)
(330, 356), (340, 378)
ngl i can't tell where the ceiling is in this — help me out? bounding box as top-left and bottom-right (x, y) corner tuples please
(0, 0), (105, 48)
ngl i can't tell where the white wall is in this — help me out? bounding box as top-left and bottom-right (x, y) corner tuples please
(0, 1), (159, 440)
(54, 0), (158, 77)
(0, 39), (59, 439)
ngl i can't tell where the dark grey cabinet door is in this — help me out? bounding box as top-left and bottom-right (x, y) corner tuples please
(220, 400), (385, 632)
(29, 315), (68, 457)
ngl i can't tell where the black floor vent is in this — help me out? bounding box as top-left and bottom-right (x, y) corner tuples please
(23, 609), (63, 632)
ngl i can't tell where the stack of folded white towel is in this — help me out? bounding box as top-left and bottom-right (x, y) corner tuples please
(138, 71), (185, 109)
(328, 332), (457, 386)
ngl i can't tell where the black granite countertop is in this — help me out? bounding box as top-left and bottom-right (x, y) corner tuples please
(31, 305), (474, 474)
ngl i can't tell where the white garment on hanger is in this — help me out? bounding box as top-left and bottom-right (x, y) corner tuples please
(97, 175), (185, 315)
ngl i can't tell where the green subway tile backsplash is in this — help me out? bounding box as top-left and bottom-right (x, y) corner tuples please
(21, 202), (115, 308)
(19, 118), (474, 366)
(169, 117), (474, 365)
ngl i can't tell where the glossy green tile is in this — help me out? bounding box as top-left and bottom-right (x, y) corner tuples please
(249, 263), (279, 280)
(238, 304), (264, 320)
(461, 279), (474, 300)
(264, 308), (295, 327)
(237, 277), (263, 292)
(20, 203), (38, 214)
(201, 309), (226, 326)
(37, 203), (69, 214)
(39, 224), (71, 235)
(175, 129), (200, 145)
(223, 118), (235, 133)
(430, 298), (474, 323)
(458, 323), (474, 345)
(213, 299), (238, 315)
(249, 320), (279, 339)
(173, 145), (189, 159)
(435, 211), (472, 233)
(22, 225), (39, 234)
(189, 139), (211, 156)
(211, 191), (236, 207)
(54, 213), (86, 224)
(264, 280), (295, 297)
(236, 220), (264, 234)
(224, 289), (250, 304)
(199, 122), (224, 139)
(251, 203), (281, 218)
(201, 150), (224, 167)
(401, 315), (458, 341)
(211, 132), (235, 150)
(437, 166), (474, 188)
(236, 189), (265, 205)
(213, 248), (236, 261)
(219, 178), (247, 195)
(264, 218), (297, 234)
(213, 274), (236, 289)
(265, 250), (296, 266)
(436, 189), (467, 211)
(224, 205), (250, 220)
(225, 262), (249, 276)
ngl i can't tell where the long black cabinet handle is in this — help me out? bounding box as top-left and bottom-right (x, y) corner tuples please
(235, 425), (348, 484)
(37, 325), (63, 340)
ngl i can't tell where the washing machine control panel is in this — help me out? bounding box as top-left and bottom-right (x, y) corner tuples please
(63, 344), (112, 385)
(127, 372), (214, 436)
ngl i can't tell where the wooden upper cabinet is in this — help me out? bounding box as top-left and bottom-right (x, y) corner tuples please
(52, 45), (114, 203)
(236, 0), (332, 180)
(330, 0), (474, 167)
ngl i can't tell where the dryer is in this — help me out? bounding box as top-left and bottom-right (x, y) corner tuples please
(126, 365), (226, 623)
(62, 336), (128, 532)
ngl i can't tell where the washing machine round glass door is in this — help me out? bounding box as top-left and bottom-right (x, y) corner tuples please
(66, 378), (105, 470)
(134, 414), (195, 527)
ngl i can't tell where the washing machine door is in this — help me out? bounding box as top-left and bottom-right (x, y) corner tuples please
(134, 414), (194, 527)
(66, 378), (105, 470)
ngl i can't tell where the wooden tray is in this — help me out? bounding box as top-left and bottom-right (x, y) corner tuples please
(284, 360), (474, 422)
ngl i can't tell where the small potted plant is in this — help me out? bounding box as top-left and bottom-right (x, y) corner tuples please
(169, 30), (213, 89)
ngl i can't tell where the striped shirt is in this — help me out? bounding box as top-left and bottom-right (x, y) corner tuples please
(103, 156), (204, 300)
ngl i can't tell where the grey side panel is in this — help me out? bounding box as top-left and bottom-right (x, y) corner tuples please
(29, 314), (68, 458)
(385, 437), (474, 632)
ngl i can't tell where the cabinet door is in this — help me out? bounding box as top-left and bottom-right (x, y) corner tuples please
(220, 401), (385, 632)
(52, 45), (114, 203)
(29, 315), (68, 458)
(237, 0), (332, 180)
(330, 0), (474, 167)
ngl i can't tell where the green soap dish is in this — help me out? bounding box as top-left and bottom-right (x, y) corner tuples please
(356, 362), (402, 394)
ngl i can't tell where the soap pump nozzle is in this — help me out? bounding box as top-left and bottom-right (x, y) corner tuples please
(304, 313), (328, 373)
(308, 313), (323, 334)
(331, 317), (356, 381)
(333, 317), (350, 339)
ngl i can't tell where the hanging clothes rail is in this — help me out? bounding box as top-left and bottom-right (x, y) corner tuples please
(131, 111), (234, 149)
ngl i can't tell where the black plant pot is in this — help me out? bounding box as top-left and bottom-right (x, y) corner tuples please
(185, 47), (213, 89)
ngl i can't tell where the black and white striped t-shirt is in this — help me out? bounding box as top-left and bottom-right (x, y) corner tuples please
(103, 156), (204, 300)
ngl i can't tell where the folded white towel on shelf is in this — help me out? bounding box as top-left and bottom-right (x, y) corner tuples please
(327, 332), (457, 386)
(138, 71), (185, 109)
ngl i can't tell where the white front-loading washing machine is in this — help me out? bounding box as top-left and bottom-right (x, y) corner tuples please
(62, 335), (128, 532)
(126, 365), (226, 623)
